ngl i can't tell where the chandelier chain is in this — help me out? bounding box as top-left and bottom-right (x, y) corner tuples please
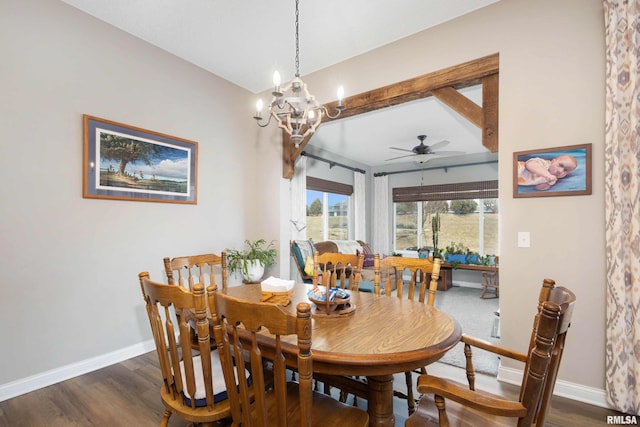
(253, 0), (343, 145)
(294, 0), (300, 77)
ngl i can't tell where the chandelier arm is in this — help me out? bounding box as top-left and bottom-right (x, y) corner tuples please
(322, 106), (343, 120)
(273, 97), (286, 110)
(254, 113), (274, 128)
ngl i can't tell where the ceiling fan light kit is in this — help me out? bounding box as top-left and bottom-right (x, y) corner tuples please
(414, 154), (433, 164)
(253, 0), (345, 147)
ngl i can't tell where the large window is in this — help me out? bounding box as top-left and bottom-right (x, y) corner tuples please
(393, 181), (499, 256)
(306, 177), (352, 242)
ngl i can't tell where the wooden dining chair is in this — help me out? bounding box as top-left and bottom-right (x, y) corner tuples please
(374, 255), (442, 415)
(138, 272), (232, 427)
(308, 251), (372, 402)
(163, 252), (228, 350)
(332, 255), (443, 412)
(405, 278), (577, 427)
(209, 291), (370, 427)
(314, 251), (364, 291)
(163, 252), (228, 292)
(480, 256), (499, 299)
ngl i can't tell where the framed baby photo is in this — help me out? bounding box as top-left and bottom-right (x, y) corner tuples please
(513, 143), (592, 198)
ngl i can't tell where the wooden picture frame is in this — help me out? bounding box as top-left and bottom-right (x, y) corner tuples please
(513, 143), (591, 198)
(83, 115), (197, 204)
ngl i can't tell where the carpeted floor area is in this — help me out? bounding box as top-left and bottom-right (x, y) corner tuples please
(434, 286), (500, 375)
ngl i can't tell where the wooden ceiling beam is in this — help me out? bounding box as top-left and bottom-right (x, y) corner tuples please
(482, 73), (499, 152)
(282, 53), (499, 179)
(432, 86), (483, 128)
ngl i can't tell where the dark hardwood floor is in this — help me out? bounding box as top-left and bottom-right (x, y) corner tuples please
(0, 351), (628, 426)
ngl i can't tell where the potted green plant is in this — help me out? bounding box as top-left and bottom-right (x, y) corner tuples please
(480, 254), (498, 266)
(465, 250), (480, 265)
(226, 239), (277, 283)
(444, 242), (470, 264)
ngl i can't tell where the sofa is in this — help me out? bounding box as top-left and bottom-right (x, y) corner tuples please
(290, 239), (379, 291)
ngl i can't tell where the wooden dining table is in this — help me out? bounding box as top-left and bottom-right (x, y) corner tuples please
(223, 283), (462, 427)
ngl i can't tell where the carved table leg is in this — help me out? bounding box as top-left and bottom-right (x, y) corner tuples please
(366, 374), (395, 427)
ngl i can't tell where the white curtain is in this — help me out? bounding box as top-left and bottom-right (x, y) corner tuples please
(373, 174), (390, 254)
(604, 0), (640, 413)
(353, 171), (366, 241)
(290, 156), (307, 240)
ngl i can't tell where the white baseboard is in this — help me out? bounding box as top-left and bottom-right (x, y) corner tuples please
(0, 340), (155, 402)
(498, 365), (615, 410)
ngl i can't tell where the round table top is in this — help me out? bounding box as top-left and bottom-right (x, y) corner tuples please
(223, 283), (461, 376)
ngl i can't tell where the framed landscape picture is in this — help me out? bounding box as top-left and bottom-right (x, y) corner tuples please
(83, 115), (197, 204)
(513, 143), (592, 198)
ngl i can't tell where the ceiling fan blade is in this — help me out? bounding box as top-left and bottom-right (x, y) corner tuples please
(427, 140), (450, 151)
(385, 154), (416, 161)
(430, 150), (465, 156)
(388, 147), (414, 153)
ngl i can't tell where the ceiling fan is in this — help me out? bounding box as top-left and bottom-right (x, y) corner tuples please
(386, 135), (465, 164)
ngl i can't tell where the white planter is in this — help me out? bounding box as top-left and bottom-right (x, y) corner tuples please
(242, 260), (265, 283)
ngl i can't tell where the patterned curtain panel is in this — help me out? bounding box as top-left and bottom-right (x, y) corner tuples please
(604, 0), (640, 414)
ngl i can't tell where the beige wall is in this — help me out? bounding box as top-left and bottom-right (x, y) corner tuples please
(0, 0), (270, 389)
(277, 0), (607, 403)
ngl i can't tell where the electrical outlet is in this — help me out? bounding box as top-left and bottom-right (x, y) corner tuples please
(518, 232), (530, 248)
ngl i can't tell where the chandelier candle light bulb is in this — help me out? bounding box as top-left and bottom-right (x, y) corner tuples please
(273, 71), (281, 95)
(255, 99), (264, 120)
(337, 85), (345, 109)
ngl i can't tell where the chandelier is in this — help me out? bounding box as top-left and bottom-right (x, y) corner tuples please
(253, 0), (345, 147)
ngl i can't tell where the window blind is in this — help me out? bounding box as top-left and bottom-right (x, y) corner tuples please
(307, 176), (353, 196)
(392, 180), (498, 202)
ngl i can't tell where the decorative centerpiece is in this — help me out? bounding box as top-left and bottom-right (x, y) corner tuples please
(307, 286), (356, 317)
(260, 276), (294, 306)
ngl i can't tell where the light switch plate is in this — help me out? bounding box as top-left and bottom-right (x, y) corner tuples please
(518, 232), (530, 248)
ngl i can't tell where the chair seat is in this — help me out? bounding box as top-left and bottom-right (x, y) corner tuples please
(360, 266), (394, 282)
(359, 267), (396, 292)
(179, 351), (250, 406)
(356, 280), (392, 293)
(258, 382), (368, 426)
(357, 280), (376, 293)
(406, 393), (523, 427)
(160, 385), (233, 423)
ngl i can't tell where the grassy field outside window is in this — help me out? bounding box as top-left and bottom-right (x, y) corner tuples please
(306, 189), (349, 241)
(395, 207), (499, 255)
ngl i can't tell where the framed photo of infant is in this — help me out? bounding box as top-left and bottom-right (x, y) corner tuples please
(513, 143), (592, 198)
